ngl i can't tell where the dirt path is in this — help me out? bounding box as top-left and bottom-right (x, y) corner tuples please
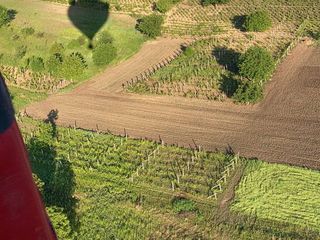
(26, 41), (320, 169)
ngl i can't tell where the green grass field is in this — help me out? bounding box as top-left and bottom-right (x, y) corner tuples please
(231, 160), (320, 233)
(9, 86), (47, 111)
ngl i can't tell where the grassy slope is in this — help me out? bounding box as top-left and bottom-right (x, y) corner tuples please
(231, 160), (320, 232)
(9, 86), (47, 111)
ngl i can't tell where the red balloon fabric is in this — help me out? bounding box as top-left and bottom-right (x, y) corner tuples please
(0, 75), (57, 240)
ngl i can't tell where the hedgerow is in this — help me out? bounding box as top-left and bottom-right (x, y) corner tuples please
(202, 0), (230, 7)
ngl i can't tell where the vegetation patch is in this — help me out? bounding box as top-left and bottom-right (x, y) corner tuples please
(243, 11), (272, 32)
(231, 160), (320, 234)
(136, 14), (164, 38)
(156, 0), (181, 13)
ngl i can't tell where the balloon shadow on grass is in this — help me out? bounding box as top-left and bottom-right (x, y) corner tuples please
(68, 1), (109, 49)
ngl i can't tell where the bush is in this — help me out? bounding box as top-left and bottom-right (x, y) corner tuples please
(60, 52), (87, 79)
(156, 0), (181, 13)
(50, 42), (65, 55)
(46, 53), (63, 76)
(21, 27), (35, 36)
(243, 11), (272, 32)
(233, 80), (263, 103)
(28, 56), (45, 72)
(94, 30), (113, 46)
(238, 46), (274, 82)
(14, 45), (27, 59)
(183, 46), (194, 57)
(0, 5), (10, 27)
(46, 206), (73, 240)
(172, 197), (197, 214)
(136, 14), (163, 38)
(202, 0), (229, 6)
(92, 43), (117, 66)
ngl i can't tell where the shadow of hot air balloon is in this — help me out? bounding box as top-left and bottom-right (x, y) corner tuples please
(68, 1), (109, 49)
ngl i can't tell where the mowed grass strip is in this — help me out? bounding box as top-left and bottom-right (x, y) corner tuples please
(231, 160), (320, 231)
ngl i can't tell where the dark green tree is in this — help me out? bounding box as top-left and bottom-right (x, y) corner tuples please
(46, 53), (63, 76)
(136, 14), (163, 38)
(60, 52), (87, 79)
(238, 46), (274, 82)
(28, 56), (45, 72)
(243, 11), (272, 32)
(92, 43), (117, 66)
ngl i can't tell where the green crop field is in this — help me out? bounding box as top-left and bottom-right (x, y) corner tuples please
(21, 117), (320, 239)
(20, 117), (244, 239)
(127, 23), (298, 100)
(231, 160), (320, 234)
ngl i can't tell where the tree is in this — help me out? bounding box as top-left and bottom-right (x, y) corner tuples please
(92, 43), (117, 66)
(202, 0), (229, 6)
(136, 14), (163, 38)
(46, 53), (63, 76)
(28, 56), (45, 72)
(60, 52), (87, 79)
(243, 11), (272, 32)
(50, 42), (65, 55)
(238, 46), (274, 82)
(156, 0), (181, 13)
(233, 80), (263, 103)
(94, 30), (113, 46)
(0, 5), (10, 27)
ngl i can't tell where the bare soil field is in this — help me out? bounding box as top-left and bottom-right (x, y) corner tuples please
(26, 41), (320, 169)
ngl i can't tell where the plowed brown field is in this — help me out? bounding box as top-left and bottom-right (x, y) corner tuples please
(26, 40), (320, 169)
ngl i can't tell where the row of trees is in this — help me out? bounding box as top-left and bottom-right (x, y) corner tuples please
(15, 30), (117, 80)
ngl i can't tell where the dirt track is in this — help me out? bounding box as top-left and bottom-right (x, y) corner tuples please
(26, 40), (320, 169)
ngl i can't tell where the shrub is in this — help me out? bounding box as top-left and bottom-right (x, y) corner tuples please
(136, 14), (163, 38)
(94, 30), (113, 46)
(171, 197), (197, 214)
(28, 56), (45, 72)
(233, 80), (263, 103)
(0, 5), (10, 27)
(156, 0), (181, 13)
(46, 53), (63, 76)
(238, 46), (274, 82)
(46, 207), (73, 240)
(183, 46), (194, 57)
(202, 0), (229, 6)
(50, 42), (65, 55)
(243, 11), (272, 32)
(60, 52), (87, 79)
(77, 35), (87, 46)
(21, 27), (35, 36)
(14, 45), (27, 59)
(67, 38), (81, 49)
(92, 43), (117, 66)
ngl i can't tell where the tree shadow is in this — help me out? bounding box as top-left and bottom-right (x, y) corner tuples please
(232, 15), (246, 31)
(220, 74), (239, 98)
(27, 123), (79, 232)
(68, 1), (110, 49)
(212, 47), (241, 74)
(45, 109), (59, 138)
